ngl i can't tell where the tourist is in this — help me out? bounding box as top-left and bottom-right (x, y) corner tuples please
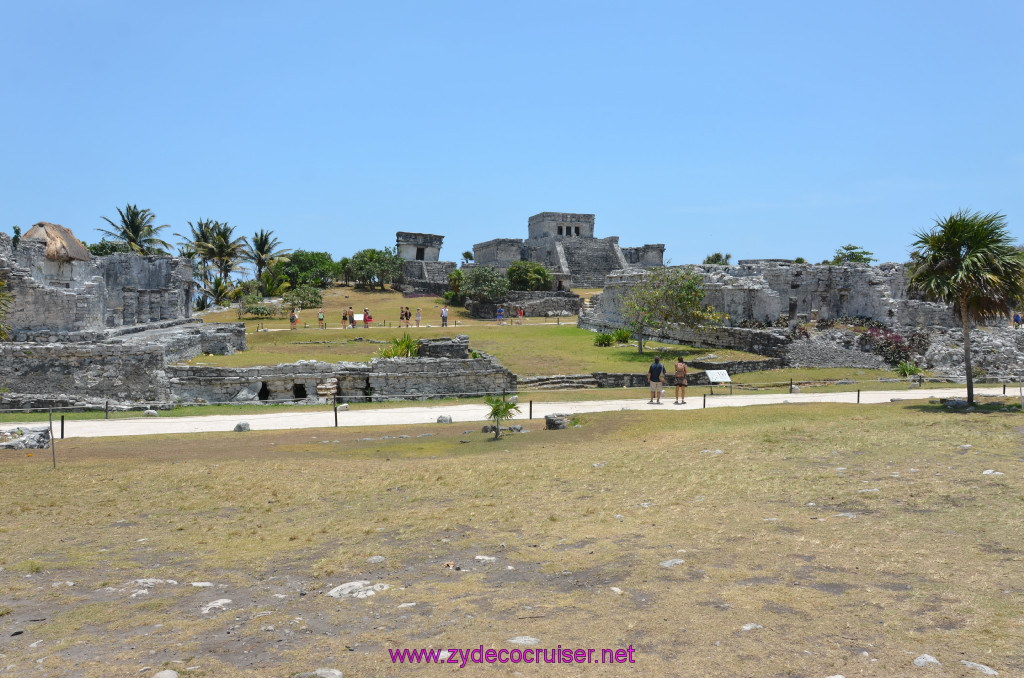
(342, 307), (349, 329)
(415, 307), (422, 327)
(496, 307), (504, 325)
(673, 356), (688, 405)
(1015, 311), (1021, 329)
(363, 308), (371, 328)
(441, 305), (449, 327)
(517, 307), (524, 325)
(647, 356), (665, 404)
(317, 307), (325, 330)
(405, 306), (412, 328)
(289, 308), (298, 330)
(398, 306), (405, 328)
(349, 306), (356, 328)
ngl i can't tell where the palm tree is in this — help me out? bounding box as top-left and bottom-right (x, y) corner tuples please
(244, 229), (290, 282)
(908, 209), (1024, 404)
(199, 222), (248, 280)
(202, 275), (234, 307)
(259, 261), (292, 297)
(99, 203), (171, 255)
(484, 395), (520, 439)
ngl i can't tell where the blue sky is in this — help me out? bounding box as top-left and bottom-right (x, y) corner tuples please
(3, 1), (1022, 266)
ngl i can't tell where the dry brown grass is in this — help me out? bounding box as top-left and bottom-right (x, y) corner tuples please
(1, 402), (1022, 676)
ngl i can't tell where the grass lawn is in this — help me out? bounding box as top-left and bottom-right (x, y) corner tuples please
(1, 401), (1021, 676)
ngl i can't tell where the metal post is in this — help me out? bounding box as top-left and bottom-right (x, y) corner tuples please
(529, 400), (533, 419)
(857, 389), (860, 404)
(60, 415), (64, 439)
(919, 374), (923, 388)
(49, 409), (55, 470)
(703, 393), (706, 409)
(1003, 383), (1006, 395)
(105, 400), (109, 419)
(789, 379), (793, 394)
(333, 396), (338, 427)
(1019, 377), (1022, 411)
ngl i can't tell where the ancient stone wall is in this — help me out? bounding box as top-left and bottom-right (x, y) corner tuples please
(0, 342), (171, 403)
(396, 232), (444, 262)
(0, 233), (193, 333)
(465, 291), (582, 319)
(528, 212), (596, 239)
(167, 353), (517, 404)
(473, 238), (524, 268)
(622, 244), (666, 267)
(417, 335), (470, 359)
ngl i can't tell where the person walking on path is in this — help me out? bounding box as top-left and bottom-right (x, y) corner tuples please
(1015, 311), (1021, 329)
(496, 307), (504, 325)
(363, 308), (371, 329)
(289, 309), (298, 330)
(415, 307), (422, 327)
(317, 308), (325, 329)
(674, 357), (688, 404)
(648, 356), (666, 404)
(441, 305), (449, 327)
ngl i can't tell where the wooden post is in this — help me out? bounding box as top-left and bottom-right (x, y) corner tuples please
(857, 389), (860, 404)
(105, 401), (109, 419)
(789, 379), (793, 394)
(703, 393), (706, 409)
(333, 396), (338, 427)
(49, 409), (56, 470)
(529, 400), (533, 419)
(60, 415), (64, 439)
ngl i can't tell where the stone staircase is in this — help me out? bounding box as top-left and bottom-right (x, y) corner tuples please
(517, 374), (599, 390)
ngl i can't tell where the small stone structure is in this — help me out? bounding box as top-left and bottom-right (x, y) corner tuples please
(473, 212), (664, 289)
(169, 336), (516, 404)
(395, 232), (457, 295)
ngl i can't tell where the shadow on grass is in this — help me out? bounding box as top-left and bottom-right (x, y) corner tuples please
(903, 399), (1024, 416)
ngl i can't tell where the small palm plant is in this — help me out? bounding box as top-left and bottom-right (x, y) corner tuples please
(484, 395), (520, 440)
(378, 333), (419, 358)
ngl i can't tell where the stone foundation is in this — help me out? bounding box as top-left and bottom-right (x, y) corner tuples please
(465, 291), (582, 319)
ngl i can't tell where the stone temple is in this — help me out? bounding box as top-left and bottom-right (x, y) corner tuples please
(394, 232), (456, 296)
(473, 212), (664, 288)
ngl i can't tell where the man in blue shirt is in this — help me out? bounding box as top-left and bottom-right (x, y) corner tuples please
(648, 356), (665, 404)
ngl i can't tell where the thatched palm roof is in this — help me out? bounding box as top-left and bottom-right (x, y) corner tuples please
(22, 222), (92, 262)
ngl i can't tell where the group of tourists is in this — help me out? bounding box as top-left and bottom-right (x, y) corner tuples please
(647, 356), (688, 405)
(398, 306), (423, 327)
(496, 306), (525, 325)
(292, 305), (451, 329)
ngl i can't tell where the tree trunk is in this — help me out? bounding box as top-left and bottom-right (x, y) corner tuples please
(637, 329), (644, 354)
(962, 298), (974, 405)
(493, 418), (500, 440)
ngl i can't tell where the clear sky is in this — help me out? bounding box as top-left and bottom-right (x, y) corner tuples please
(3, 1), (1022, 266)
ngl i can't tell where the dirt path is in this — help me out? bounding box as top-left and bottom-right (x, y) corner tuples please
(0, 387), (1001, 439)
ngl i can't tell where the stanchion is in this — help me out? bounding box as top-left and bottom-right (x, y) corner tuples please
(703, 393), (706, 409)
(60, 415), (64, 439)
(49, 409), (56, 470)
(529, 400), (533, 419)
(789, 379), (793, 394)
(105, 401), (109, 419)
(333, 396), (338, 427)
(857, 389), (860, 404)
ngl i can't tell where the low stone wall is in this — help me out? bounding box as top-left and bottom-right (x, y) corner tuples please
(167, 353), (517, 404)
(0, 342), (170, 402)
(398, 260), (457, 295)
(417, 335), (470, 359)
(465, 291), (582, 319)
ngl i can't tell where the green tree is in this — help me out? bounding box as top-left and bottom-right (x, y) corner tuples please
(98, 203), (171, 255)
(337, 257), (353, 285)
(446, 268), (466, 304)
(463, 266), (510, 303)
(831, 244), (875, 265)
(87, 239), (132, 256)
(176, 219), (218, 305)
(793, 256), (807, 264)
(350, 248), (403, 289)
(907, 209), (1024, 404)
(621, 267), (724, 353)
(483, 395), (520, 439)
(461, 250), (474, 263)
(202, 275), (234, 307)
(11, 226), (21, 249)
(281, 250), (343, 288)
(702, 252), (731, 265)
(507, 260), (553, 291)
(259, 261), (292, 297)
(244, 229), (290, 282)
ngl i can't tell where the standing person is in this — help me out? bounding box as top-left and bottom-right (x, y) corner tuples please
(405, 306), (412, 328)
(289, 308), (298, 330)
(648, 356), (665, 404)
(1015, 311), (1021, 329)
(348, 307), (355, 328)
(496, 307), (504, 325)
(363, 308), (370, 328)
(673, 357), (688, 405)
(517, 306), (524, 325)
(415, 307), (422, 327)
(398, 306), (405, 328)
(317, 307), (325, 330)
(342, 307), (349, 329)
(441, 305), (448, 327)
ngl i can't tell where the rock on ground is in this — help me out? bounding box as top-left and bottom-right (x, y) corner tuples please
(233, 421), (250, 432)
(913, 654), (941, 668)
(436, 415), (453, 423)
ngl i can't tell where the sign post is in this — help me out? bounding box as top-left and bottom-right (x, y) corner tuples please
(704, 370), (732, 396)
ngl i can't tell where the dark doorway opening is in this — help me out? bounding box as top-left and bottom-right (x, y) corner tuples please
(258, 382), (270, 401)
(415, 247), (425, 260)
(292, 383), (307, 400)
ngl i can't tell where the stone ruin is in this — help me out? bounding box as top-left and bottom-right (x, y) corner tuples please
(0, 224), (246, 408)
(581, 261), (1024, 377)
(394, 232), (457, 296)
(472, 212), (664, 289)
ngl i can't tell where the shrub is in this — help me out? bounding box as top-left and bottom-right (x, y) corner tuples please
(378, 333), (419, 358)
(507, 260), (553, 291)
(282, 285), (323, 310)
(464, 266), (510, 303)
(593, 332), (614, 347)
(858, 326), (911, 365)
(612, 328), (631, 343)
(894, 361), (924, 377)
